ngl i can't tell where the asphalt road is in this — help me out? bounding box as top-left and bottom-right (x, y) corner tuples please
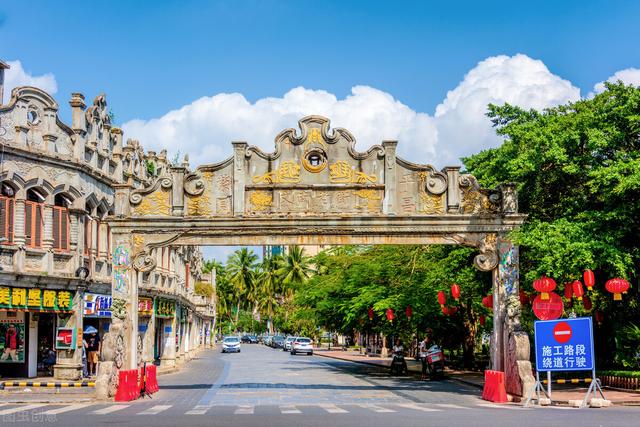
(2, 344), (638, 427)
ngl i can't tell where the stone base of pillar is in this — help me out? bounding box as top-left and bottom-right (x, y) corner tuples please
(160, 356), (176, 369)
(53, 364), (82, 380)
(95, 361), (117, 400)
(505, 331), (535, 396)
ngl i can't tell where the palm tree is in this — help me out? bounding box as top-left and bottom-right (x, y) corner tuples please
(226, 248), (258, 324)
(277, 246), (313, 299)
(256, 255), (282, 334)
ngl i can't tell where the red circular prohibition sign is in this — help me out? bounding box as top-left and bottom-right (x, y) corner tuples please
(553, 322), (573, 344)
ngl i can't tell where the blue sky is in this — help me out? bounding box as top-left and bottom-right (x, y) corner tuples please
(2, 1), (639, 262)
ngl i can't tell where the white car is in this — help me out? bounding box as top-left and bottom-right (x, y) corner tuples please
(291, 337), (313, 355)
(221, 336), (241, 353)
(283, 336), (296, 351)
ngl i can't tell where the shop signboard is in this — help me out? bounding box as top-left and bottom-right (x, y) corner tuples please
(156, 299), (175, 318)
(138, 297), (154, 316)
(83, 293), (112, 317)
(0, 286), (73, 312)
(0, 317), (25, 363)
(55, 327), (76, 350)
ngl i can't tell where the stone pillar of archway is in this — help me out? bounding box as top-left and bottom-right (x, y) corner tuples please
(95, 232), (137, 399)
(492, 237), (535, 396)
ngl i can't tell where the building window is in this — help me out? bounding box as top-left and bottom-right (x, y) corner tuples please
(0, 183), (15, 245)
(84, 204), (93, 256)
(53, 194), (70, 252)
(25, 189), (45, 248)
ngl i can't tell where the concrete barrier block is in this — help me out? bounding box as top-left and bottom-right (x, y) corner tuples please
(568, 399), (582, 407)
(589, 398), (611, 408)
(539, 398), (551, 406)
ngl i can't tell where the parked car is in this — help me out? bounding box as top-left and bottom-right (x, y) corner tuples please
(221, 336), (241, 353)
(283, 336), (296, 351)
(291, 337), (313, 356)
(272, 335), (285, 348)
(241, 334), (258, 344)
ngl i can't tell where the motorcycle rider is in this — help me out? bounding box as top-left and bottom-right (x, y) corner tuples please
(391, 339), (408, 375)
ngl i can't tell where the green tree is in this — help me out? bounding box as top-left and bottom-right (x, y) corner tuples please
(277, 246), (313, 298)
(226, 248), (259, 323)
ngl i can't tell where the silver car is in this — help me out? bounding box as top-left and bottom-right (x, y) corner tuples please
(283, 336), (296, 351)
(291, 337), (313, 355)
(221, 336), (241, 353)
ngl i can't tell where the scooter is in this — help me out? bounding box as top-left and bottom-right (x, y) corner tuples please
(425, 345), (445, 379)
(390, 349), (408, 376)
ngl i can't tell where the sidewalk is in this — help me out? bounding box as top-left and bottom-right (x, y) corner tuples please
(313, 348), (640, 406)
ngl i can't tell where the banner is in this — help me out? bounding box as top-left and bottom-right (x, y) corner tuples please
(0, 287), (73, 312)
(138, 298), (153, 316)
(155, 299), (175, 318)
(0, 318), (25, 363)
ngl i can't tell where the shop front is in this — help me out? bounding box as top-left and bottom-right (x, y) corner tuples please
(0, 286), (74, 378)
(83, 292), (112, 338)
(138, 297), (154, 363)
(154, 298), (176, 367)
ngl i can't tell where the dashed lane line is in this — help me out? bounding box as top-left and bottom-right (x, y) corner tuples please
(0, 404), (48, 415)
(433, 403), (471, 410)
(280, 405), (302, 414)
(319, 404), (349, 414)
(185, 405), (211, 415)
(234, 405), (255, 415)
(137, 405), (172, 415)
(476, 403), (532, 410)
(396, 403), (442, 412)
(360, 404), (396, 413)
(41, 404), (92, 415)
(92, 405), (131, 415)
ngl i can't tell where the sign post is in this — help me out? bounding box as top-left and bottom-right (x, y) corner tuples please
(526, 317), (605, 407)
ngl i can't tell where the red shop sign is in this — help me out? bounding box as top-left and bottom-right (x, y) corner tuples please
(532, 292), (564, 320)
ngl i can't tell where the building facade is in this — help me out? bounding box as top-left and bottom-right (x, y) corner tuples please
(0, 61), (215, 380)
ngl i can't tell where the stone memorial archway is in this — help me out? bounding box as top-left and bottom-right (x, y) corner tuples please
(104, 115), (533, 396)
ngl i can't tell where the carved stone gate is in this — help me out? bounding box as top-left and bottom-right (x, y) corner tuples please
(105, 116), (533, 396)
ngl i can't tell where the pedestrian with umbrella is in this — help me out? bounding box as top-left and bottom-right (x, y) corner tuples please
(84, 326), (101, 377)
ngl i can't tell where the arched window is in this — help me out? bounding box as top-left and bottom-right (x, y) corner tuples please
(25, 189), (45, 248)
(83, 203), (93, 256)
(95, 206), (106, 257)
(0, 183), (16, 245)
(53, 194), (70, 252)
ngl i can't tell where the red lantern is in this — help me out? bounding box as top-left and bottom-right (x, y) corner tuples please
(564, 283), (573, 299)
(405, 305), (413, 320)
(605, 278), (630, 301)
(583, 296), (593, 311)
(532, 292), (564, 320)
(368, 307), (374, 321)
(482, 294), (493, 309)
(572, 280), (584, 301)
(594, 310), (604, 325)
(533, 276), (557, 300)
(451, 283), (461, 301)
(437, 291), (447, 307)
(584, 270), (595, 291)
(479, 314), (486, 326)
(442, 306), (457, 316)
(519, 289), (529, 305)
(386, 308), (394, 322)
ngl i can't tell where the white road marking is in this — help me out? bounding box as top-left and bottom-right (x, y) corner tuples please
(319, 404), (349, 413)
(280, 405), (302, 414)
(92, 404), (130, 414)
(0, 404), (47, 415)
(397, 403), (441, 412)
(41, 404), (92, 415)
(433, 403), (470, 409)
(360, 404), (396, 413)
(476, 403), (531, 410)
(186, 405), (210, 415)
(137, 405), (172, 415)
(234, 405), (254, 414)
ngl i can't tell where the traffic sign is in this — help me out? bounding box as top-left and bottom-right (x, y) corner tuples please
(534, 317), (594, 372)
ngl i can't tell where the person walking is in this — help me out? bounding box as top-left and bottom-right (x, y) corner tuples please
(1, 324), (21, 361)
(418, 334), (431, 380)
(84, 326), (101, 377)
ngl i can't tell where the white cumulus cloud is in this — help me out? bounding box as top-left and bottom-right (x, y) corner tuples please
(122, 54), (581, 168)
(592, 67), (640, 94)
(2, 60), (58, 104)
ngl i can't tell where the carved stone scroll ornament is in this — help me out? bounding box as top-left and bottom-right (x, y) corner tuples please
(447, 233), (499, 272)
(131, 233), (185, 272)
(458, 175), (501, 214)
(132, 251), (157, 272)
(420, 170), (448, 195)
(184, 172), (206, 196)
(129, 174), (173, 205)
